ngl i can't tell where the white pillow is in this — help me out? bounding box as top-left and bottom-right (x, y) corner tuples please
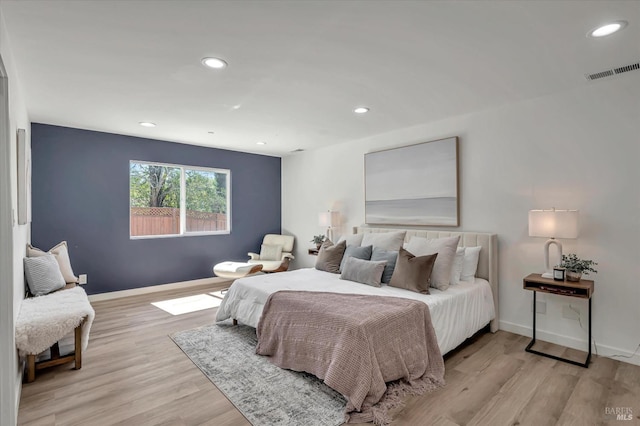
(260, 244), (283, 261)
(360, 231), (406, 251)
(337, 233), (364, 247)
(27, 241), (78, 284)
(405, 236), (460, 291)
(449, 247), (465, 286)
(461, 246), (482, 282)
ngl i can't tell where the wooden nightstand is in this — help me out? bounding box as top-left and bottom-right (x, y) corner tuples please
(523, 273), (594, 368)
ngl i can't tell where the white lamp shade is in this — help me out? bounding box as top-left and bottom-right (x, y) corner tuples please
(318, 212), (334, 227)
(318, 211), (339, 228)
(528, 209), (579, 239)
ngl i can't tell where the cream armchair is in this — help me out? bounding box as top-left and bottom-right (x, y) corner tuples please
(247, 234), (295, 273)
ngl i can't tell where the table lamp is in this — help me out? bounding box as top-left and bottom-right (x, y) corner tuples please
(528, 209), (579, 278)
(318, 211), (338, 241)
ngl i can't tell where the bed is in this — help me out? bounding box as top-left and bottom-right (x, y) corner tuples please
(216, 226), (499, 354)
(215, 226), (498, 423)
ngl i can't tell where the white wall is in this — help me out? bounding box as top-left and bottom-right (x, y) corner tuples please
(282, 74), (640, 365)
(0, 5), (30, 425)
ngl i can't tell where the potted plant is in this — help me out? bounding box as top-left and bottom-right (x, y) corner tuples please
(559, 254), (598, 282)
(310, 234), (326, 250)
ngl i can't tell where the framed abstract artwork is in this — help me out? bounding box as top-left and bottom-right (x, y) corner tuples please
(365, 136), (459, 227)
(17, 128), (31, 225)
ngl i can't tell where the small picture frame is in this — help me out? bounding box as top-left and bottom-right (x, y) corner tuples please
(553, 267), (565, 281)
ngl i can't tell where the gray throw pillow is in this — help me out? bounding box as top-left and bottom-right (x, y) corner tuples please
(315, 239), (347, 274)
(24, 254), (66, 296)
(340, 257), (387, 287)
(339, 245), (373, 272)
(370, 248), (398, 284)
(389, 248), (438, 294)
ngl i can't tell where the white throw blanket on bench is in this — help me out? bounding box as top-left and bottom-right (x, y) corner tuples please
(15, 286), (95, 356)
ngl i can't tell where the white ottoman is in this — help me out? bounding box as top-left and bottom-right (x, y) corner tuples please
(213, 261), (263, 279)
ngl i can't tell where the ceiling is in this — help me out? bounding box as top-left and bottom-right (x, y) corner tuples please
(1, 1), (638, 156)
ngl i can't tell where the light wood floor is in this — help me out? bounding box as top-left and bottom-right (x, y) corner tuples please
(18, 283), (640, 426)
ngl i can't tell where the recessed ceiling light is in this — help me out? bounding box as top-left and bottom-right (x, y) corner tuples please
(354, 107), (369, 114)
(201, 57), (228, 69)
(588, 21), (627, 38)
(207, 131), (215, 134)
(256, 141), (266, 145)
(139, 122), (156, 128)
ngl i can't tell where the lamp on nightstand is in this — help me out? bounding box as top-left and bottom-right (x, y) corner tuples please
(529, 209), (579, 279)
(318, 210), (339, 242)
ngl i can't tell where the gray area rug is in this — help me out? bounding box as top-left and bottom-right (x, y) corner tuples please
(171, 322), (346, 426)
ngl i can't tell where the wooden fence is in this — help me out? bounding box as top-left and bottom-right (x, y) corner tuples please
(130, 207), (227, 236)
(186, 210), (228, 232)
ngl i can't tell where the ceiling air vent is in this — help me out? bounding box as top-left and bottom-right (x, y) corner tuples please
(290, 148), (305, 153)
(585, 61), (640, 81)
(614, 62), (640, 74)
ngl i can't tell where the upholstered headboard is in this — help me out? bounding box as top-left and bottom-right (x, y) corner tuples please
(354, 226), (499, 332)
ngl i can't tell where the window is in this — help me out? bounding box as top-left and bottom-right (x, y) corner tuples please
(130, 161), (230, 238)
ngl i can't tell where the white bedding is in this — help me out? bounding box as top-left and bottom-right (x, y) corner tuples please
(216, 268), (495, 355)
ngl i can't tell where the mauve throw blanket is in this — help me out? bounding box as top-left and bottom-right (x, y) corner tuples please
(256, 291), (445, 425)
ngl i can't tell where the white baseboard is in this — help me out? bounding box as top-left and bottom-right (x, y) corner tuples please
(88, 277), (232, 302)
(500, 320), (640, 367)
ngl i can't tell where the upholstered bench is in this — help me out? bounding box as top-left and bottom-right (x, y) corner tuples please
(213, 261), (263, 279)
(15, 285), (95, 382)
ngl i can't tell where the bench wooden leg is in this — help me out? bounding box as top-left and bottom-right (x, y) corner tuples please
(26, 355), (36, 383)
(74, 322), (82, 370)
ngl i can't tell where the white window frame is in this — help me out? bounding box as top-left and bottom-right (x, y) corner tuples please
(129, 160), (231, 239)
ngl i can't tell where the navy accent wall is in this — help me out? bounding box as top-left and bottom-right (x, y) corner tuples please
(31, 124), (281, 295)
